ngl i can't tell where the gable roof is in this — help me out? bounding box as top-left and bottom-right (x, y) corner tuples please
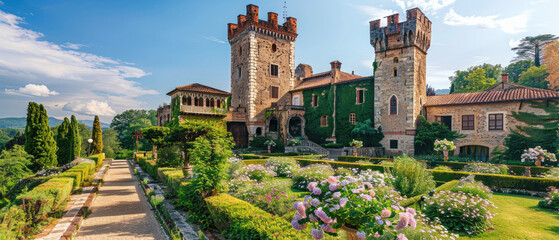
(425, 82), (559, 107)
(292, 71), (366, 91)
(167, 83), (231, 96)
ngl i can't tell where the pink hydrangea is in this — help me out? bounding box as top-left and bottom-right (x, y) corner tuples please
(308, 182), (318, 191)
(297, 202), (307, 218)
(339, 197), (348, 207)
(313, 187), (322, 195)
(327, 176), (339, 184)
(396, 233), (408, 240)
(309, 214), (318, 222)
(360, 194), (373, 201)
(311, 198), (320, 207)
(329, 183), (339, 191)
(333, 192), (341, 198)
(364, 182), (373, 188)
(406, 207), (416, 216)
(356, 231), (367, 240)
(369, 190), (376, 197)
(374, 232), (381, 238)
(394, 212), (410, 231)
(311, 228), (324, 240)
(320, 223), (336, 233)
(381, 209), (391, 218)
(314, 209), (334, 224)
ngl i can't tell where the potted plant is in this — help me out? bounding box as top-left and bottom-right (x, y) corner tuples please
(288, 138), (302, 146)
(434, 139), (455, 161)
(264, 139), (276, 154)
(521, 146), (557, 166)
(292, 176), (416, 240)
(350, 139), (363, 157)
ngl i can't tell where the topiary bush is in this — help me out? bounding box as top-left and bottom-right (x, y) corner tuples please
(264, 157), (300, 178)
(462, 163), (507, 175)
(291, 164), (335, 190)
(391, 155), (435, 197)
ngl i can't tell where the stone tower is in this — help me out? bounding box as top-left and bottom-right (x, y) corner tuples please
(228, 4), (298, 140)
(369, 8), (431, 156)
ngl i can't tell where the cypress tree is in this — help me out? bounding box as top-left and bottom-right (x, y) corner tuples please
(70, 115), (81, 159)
(24, 102), (57, 169)
(91, 115), (103, 154)
(57, 117), (72, 164)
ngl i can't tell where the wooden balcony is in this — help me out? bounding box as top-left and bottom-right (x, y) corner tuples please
(180, 105), (226, 115)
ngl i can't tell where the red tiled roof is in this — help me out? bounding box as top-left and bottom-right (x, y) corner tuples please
(167, 83), (231, 96)
(425, 82), (559, 107)
(292, 71), (364, 91)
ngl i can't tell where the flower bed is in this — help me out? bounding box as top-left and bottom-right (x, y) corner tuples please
(337, 156), (391, 163)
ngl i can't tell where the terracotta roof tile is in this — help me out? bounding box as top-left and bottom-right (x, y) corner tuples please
(425, 82), (559, 107)
(167, 83), (231, 96)
(292, 71), (364, 91)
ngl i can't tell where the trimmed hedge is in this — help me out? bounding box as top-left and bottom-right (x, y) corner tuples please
(425, 160), (552, 176)
(430, 170), (559, 192)
(157, 168), (184, 195)
(89, 153), (106, 166)
(337, 156), (391, 163)
(205, 194), (311, 240)
(400, 180), (460, 208)
(15, 177), (74, 223)
(55, 171), (82, 188)
(243, 160), (267, 165)
(238, 154), (268, 160)
(293, 158), (389, 173)
(73, 162), (96, 175)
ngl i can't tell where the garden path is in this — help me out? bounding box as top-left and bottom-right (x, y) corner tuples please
(75, 159), (166, 240)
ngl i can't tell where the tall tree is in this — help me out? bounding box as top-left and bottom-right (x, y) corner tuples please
(91, 115), (103, 154)
(24, 102), (57, 169)
(518, 66), (550, 89)
(463, 68), (496, 92)
(450, 63), (501, 93)
(142, 126), (170, 160)
(426, 84), (436, 96)
(69, 115), (81, 159)
(110, 109), (156, 149)
(503, 60), (534, 83)
(511, 34), (558, 67)
(102, 128), (122, 158)
(543, 40), (559, 89)
(56, 118), (73, 164)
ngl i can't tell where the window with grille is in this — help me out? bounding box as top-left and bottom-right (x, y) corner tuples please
(390, 140), (398, 149)
(237, 67), (241, 78)
(390, 96), (397, 115)
(489, 114), (503, 130)
(349, 113), (356, 124)
(270, 64), (279, 76)
(356, 89), (364, 104)
(462, 115), (474, 130)
(321, 115), (328, 127)
(271, 86), (279, 99)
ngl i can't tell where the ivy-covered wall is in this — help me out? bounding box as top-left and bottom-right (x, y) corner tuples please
(302, 77), (375, 146)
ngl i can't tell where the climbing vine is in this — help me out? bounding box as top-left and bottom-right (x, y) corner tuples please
(302, 85), (334, 143)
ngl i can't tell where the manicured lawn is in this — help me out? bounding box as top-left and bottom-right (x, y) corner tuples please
(460, 193), (559, 239)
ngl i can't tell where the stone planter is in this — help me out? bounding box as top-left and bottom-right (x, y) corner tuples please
(443, 150), (449, 162)
(535, 156), (543, 166)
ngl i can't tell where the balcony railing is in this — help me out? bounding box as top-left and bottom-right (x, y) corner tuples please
(180, 105), (226, 115)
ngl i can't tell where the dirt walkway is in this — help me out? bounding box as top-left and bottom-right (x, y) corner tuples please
(75, 159), (166, 240)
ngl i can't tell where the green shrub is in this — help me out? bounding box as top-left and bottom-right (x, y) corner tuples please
(32, 177), (74, 206)
(263, 152), (302, 157)
(242, 159), (267, 165)
(294, 159), (388, 173)
(337, 156), (390, 163)
(539, 188), (559, 209)
(291, 164), (335, 190)
(0, 206), (27, 239)
(263, 158), (300, 177)
(239, 154), (268, 160)
(322, 143), (343, 148)
(391, 155), (435, 197)
(335, 167), (355, 177)
(295, 154), (327, 160)
(249, 137), (285, 153)
(176, 181), (212, 228)
(450, 176), (492, 199)
(89, 153), (105, 166)
(234, 164), (276, 182)
(72, 162), (95, 175)
(399, 180), (459, 208)
(157, 168), (184, 195)
(230, 179), (298, 216)
(55, 171), (81, 188)
(205, 194), (311, 240)
(157, 146), (183, 168)
(430, 170), (559, 192)
(433, 166), (453, 171)
(462, 163), (506, 175)
(424, 190), (496, 235)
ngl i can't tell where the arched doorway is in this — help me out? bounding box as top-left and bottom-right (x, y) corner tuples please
(269, 117), (278, 132)
(289, 117), (302, 137)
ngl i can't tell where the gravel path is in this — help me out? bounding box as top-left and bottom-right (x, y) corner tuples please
(75, 159), (167, 240)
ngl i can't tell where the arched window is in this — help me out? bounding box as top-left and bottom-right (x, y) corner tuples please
(390, 96), (397, 115)
(349, 113), (356, 124)
(205, 98), (210, 107)
(194, 97), (198, 106)
(186, 96), (192, 106)
(256, 127), (262, 136)
(393, 57), (398, 63)
(182, 96), (187, 105)
(321, 115), (328, 127)
(216, 99), (221, 108)
(393, 67), (398, 77)
(210, 98), (215, 108)
(272, 43), (277, 52)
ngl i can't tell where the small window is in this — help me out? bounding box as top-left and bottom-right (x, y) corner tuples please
(256, 127), (262, 136)
(270, 64), (279, 77)
(436, 116), (453, 130)
(182, 96), (187, 105)
(186, 96), (192, 106)
(462, 115), (474, 130)
(239, 46), (242, 55)
(393, 67), (398, 77)
(216, 100), (221, 108)
(356, 89), (364, 104)
(312, 94), (318, 107)
(205, 98), (210, 107)
(349, 113), (356, 124)
(238, 67), (242, 78)
(272, 43), (277, 52)
(271, 86), (279, 99)
(321, 115), (328, 127)
(293, 95), (300, 105)
(390, 140), (398, 149)
(489, 114), (503, 130)
(390, 96), (397, 115)
(393, 57), (398, 63)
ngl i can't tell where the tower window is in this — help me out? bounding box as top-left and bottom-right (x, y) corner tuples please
(349, 113), (356, 124)
(239, 46), (242, 55)
(321, 115), (328, 127)
(272, 43), (277, 52)
(356, 89), (364, 104)
(237, 67), (242, 78)
(271, 86), (279, 99)
(390, 95), (397, 115)
(270, 64), (279, 76)
(393, 67), (398, 77)
(312, 94), (318, 107)
(390, 140), (398, 149)
(393, 57), (398, 63)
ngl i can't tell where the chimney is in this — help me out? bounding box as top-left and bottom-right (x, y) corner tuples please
(237, 15), (246, 26)
(246, 4), (259, 22)
(501, 73), (508, 83)
(330, 60), (342, 83)
(268, 12), (278, 28)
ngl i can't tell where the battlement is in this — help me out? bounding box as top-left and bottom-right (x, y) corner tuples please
(227, 4), (297, 41)
(369, 8), (431, 53)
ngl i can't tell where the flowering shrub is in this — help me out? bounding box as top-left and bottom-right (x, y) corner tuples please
(292, 164), (335, 190)
(434, 139), (455, 152)
(432, 166), (453, 171)
(291, 176), (417, 239)
(264, 158), (300, 177)
(392, 155), (435, 197)
(356, 169), (390, 187)
(521, 146), (557, 164)
(462, 163), (506, 175)
(335, 168), (356, 177)
(231, 179), (298, 216)
(350, 139), (363, 148)
(538, 187), (559, 210)
(234, 164), (276, 182)
(423, 190), (497, 235)
(377, 212), (459, 240)
(450, 176), (492, 199)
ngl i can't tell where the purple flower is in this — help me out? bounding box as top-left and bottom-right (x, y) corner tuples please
(333, 192), (341, 198)
(291, 219), (306, 230)
(314, 209), (334, 224)
(341, 180), (349, 186)
(377, 219), (384, 225)
(308, 182), (318, 192)
(267, 195), (271, 202)
(297, 202), (307, 218)
(293, 202), (299, 209)
(396, 233), (408, 240)
(374, 232), (381, 238)
(305, 195), (312, 202)
(360, 194), (373, 201)
(320, 224), (336, 233)
(309, 214), (318, 222)
(313, 187), (322, 195)
(357, 231), (367, 240)
(381, 209), (391, 218)
(311, 198), (320, 207)
(311, 228), (324, 240)
(339, 197), (348, 207)
(406, 208), (416, 216)
(329, 183), (339, 191)
(394, 213), (410, 231)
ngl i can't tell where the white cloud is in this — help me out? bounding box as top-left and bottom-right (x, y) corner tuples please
(62, 42), (85, 50)
(5, 83), (58, 96)
(357, 5), (397, 24)
(443, 9), (531, 34)
(509, 38), (521, 48)
(427, 65), (455, 89)
(202, 36), (226, 44)
(392, 0), (455, 14)
(473, 56), (492, 63)
(63, 100), (116, 116)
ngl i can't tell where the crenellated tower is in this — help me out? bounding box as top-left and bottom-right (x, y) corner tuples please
(228, 4), (298, 141)
(370, 8), (431, 156)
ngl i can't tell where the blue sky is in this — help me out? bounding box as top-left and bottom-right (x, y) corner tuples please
(0, 0), (557, 123)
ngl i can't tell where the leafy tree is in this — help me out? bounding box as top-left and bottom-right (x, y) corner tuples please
(78, 122), (91, 156)
(463, 68), (496, 92)
(91, 115), (103, 154)
(24, 102), (57, 169)
(4, 131), (25, 150)
(350, 119), (383, 147)
(110, 109), (156, 149)
(414, 116), (464, 155)
(511, 34), (558, 67)
(56, 118), (73, 164)
(167, 121), (212, 171)
(126, 118), (153, 151)
(0, 128), (21, 150)
(518, 66), (549, 89)
(0, 145), (33, 198)
(503, 60), (534, 83)
(69, 115), (81, 159)
(102, 128), (122, 158)
(426, 84), (436, 96)
(142, 126), (170, 160)
(543, 40), (559, 89)
(450, 63), (501, 93)
(391, 155), (435, 197)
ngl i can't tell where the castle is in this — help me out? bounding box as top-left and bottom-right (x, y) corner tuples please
(159, 4), (559, 159)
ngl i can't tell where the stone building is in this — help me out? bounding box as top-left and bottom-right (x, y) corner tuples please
(162, 83), (230, 124)
(157, 104), (171, 126)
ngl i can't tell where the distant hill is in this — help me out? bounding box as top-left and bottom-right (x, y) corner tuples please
(0, 117), (110, 129)
(435, 88), (450, 95)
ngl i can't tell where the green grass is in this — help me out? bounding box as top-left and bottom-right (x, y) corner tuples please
(460, 193), (559, 239)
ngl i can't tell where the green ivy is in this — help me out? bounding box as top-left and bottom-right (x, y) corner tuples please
(302, 86), (334, 143)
